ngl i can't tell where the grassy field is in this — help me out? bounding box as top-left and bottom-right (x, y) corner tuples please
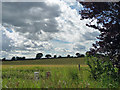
(2, 65), (105, 88)
(2, 58), (119, 88)
(2, 58), (85, 65)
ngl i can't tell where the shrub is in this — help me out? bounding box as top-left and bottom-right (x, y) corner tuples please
(86, 55), (118, 79)
(86, 56), (103, 79)
(86, 55), (120, 87)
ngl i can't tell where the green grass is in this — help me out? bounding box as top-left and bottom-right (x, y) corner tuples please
(2, 58), (120, 88)
(2, 65), (105, 88)
(2, 58), (85, 65)
(2, 58), (88, 88)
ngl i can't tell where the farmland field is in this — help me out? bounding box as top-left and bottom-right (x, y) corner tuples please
(2, 58), (85, 65)
(2, 58), (119, 88)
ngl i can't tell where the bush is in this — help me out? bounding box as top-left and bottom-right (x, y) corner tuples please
(86, 55), (119, 79)
(86, 56), (104, 79)
(101, 74), (119, 88)
(86, 55), (120, 88)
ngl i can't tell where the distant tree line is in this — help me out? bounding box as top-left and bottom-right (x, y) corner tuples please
(2, 53), (85, 61)
(2, 56), (26, 61)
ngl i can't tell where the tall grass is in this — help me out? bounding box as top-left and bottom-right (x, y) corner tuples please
(2, 65), (114, 88)
(2, 57), (120, 88)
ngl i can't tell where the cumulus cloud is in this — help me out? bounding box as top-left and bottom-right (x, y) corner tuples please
(2, 2), (61, 40)
(1, 0), (100, 59)
(73, 43), (85, 51)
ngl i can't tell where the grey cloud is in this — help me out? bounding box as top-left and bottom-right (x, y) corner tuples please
(83, 31), (100, 40)
(1, 1), (100, 59)
(2, 31), (13, 52)
(2, 2), (61, 41)
(73, 44), (85, 51)
(2, 2), (60, 58)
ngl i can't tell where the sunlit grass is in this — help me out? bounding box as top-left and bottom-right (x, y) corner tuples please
(2, 58), (119, 88)
(2, 65), (107, 88)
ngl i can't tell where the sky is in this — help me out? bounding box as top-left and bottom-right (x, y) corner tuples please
(1, 0), (100, 59)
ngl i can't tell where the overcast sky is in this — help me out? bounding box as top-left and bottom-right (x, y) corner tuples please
(1, 0), (100, 59)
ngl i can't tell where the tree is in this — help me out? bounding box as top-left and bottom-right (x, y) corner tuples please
(16, 57), (19, 60)
(11, 57), (16, 61)
(45, 54), (51, 58)
(58, 55), (62, 58)
(54, 55), (57, 58)
(80, 54), (85, 57)
(2, 58), (6, 61)
(79, 2), (120, 75)
(67, 55), (70, 58)
(14, 56), (25, 60)
(76, 53), (81, 57)
(23, 57), (25, 60)
(36, 53), (43, 59)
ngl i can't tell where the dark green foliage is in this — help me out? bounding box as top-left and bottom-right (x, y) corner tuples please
(67, 55), (70, 58)
(101, 74), (119, 88)
(54, 55), (57, 58)
(2, 58), (6, 61)
(23, 57), (25, 60)
(76, 53), (81, 57)
(36, 53), (43, 59)
(80, 54), (85, 57)
(45, 54), (51, 58)
(86, 56), (103, 80)
(79, 1), (120, 84)
(76, 53), (85, 57)
(16, 57), (25, 60)
(58, 55), (62, 58)
(86, 55), (119, 86)
(11, 57), (16, 61)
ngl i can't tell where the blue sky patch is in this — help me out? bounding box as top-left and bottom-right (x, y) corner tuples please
(6, 28), (13, 33)
(53, 39), (72, 44)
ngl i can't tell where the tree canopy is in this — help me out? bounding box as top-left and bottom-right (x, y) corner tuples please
(45, 54), (52, 58)
(79, 2), (120, 74)
(36, 53), (43, 59)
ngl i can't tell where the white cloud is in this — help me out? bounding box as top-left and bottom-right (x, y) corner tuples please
(51, 0), (99, 54)
(1, 1), (100, 59)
